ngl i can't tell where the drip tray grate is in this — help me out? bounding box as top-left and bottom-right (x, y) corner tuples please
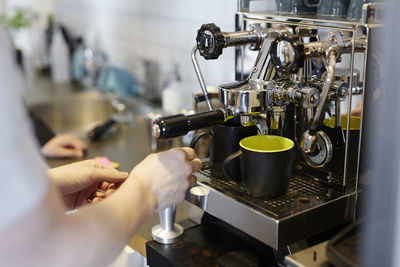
(195, 169), (346, 219)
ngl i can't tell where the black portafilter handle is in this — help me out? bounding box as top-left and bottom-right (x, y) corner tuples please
(152, 109), (226, 139)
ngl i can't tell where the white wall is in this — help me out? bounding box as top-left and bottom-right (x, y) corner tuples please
(54, 0), (238, 109)
(5, 0), (54, 28)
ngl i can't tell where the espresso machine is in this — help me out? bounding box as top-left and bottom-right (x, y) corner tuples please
(147, 2), (384, 266)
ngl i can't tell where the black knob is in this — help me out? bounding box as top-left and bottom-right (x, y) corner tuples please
(196, 23), (225, 60)
(270, 33), (305, 74)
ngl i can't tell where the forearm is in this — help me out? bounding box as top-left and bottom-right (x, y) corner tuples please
(65, 178), (157, 264)
(0, 180), (157, 267)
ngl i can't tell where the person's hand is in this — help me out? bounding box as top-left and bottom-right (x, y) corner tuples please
(128, 147), (202, 211)
(47, 160), (129, 209)
(90, 181), (120, 203)
(41, 134), (88, 159)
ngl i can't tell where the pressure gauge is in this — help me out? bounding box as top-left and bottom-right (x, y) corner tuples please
(301, 130), (333, 168)
(271, 33), (305, 74)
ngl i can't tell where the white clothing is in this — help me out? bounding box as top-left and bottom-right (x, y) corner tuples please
(0, 27), (49, 231)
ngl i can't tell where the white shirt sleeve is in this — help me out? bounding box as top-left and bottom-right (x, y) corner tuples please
(0, 28), (49, 231)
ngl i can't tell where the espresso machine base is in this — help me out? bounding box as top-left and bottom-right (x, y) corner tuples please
(193, 169), (357, 250)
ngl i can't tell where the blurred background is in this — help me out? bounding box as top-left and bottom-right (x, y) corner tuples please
(0, 0), (238, 111)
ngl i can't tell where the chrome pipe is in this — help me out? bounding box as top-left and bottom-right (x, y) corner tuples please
(311, 51), (337, 132)
(191, 45), (213, 111)
(302, 51), (337, 154)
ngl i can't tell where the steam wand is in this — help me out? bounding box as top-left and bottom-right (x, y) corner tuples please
(301, 50), (338, 154)
(191, 45), (213, 111)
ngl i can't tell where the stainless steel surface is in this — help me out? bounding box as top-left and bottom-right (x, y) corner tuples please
(200, 22), (278, 51)
(151, 223), (184, 245)
(194, 169), (356, 250)
(152, 205), (184, 244)
(191, 46), (213, 111)
(275, 40), (296, 69)
(190, 186), (210, 210)
(248, 37), (273, 81)
(301, 131), (333, 168)
(300, 130), (318, 155)
(284, 241), (331, 267)
(239, 11), (364, 30)
(219, 81), (268, 114)
(303, 36), (366, 58)
(152, 124), (160, 139)
(310, 52), (337, 133)
(160, 205), (177, 231)
(223, 23), (281, 51)
(181, 6), (380, 251)
(146, 5), (381, 254)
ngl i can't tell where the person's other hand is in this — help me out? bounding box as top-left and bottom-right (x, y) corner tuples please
(129, 147), (202, 210)
(90, 181), (120, 204)
(47, 160), (129, 209)
(41, 134), (88, 159)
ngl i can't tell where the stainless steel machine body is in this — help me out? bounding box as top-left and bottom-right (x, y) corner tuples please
(189, 4), (384, 250)
(152, 2), (384, 252)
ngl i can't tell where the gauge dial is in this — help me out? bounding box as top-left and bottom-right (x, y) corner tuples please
(302, 130), (333, 168)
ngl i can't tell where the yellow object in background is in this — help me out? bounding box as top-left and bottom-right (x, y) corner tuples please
(323, 116), (361, 130)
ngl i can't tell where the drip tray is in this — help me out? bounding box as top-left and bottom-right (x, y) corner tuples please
(193, 169), (357, 250)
